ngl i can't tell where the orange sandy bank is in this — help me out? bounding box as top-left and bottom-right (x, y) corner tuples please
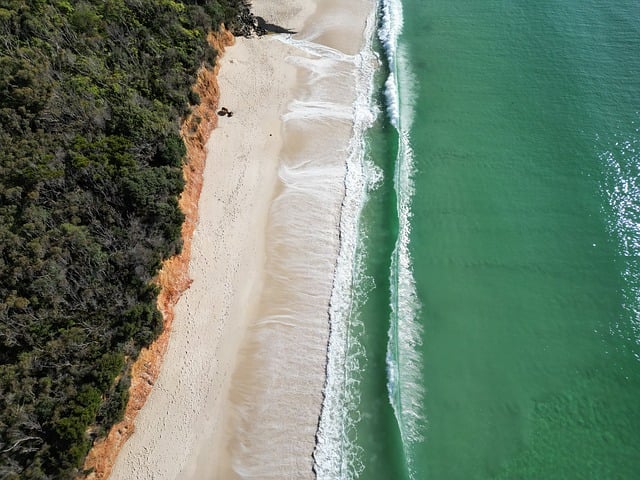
(79, 28), (234, 480)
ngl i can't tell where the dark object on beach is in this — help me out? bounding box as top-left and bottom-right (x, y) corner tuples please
(218, 107), (229, 116)
(227, 111), (234, 118)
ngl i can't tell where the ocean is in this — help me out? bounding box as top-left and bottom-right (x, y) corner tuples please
(316, 0), (640, 478)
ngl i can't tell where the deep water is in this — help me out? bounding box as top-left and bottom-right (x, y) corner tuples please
(344, 0), (640, 478)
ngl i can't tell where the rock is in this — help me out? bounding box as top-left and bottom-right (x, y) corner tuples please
(227, 1), (267, 37)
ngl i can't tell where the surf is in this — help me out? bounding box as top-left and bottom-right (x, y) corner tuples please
(312, 3), (381, 480)
(379, 0), (425, 476)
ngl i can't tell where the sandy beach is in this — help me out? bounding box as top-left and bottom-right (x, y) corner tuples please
(108, 0), (375, 478)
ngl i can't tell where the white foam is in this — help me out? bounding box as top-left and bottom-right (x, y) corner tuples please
(313, 5), (381, 480)
(378, 0), (402, 127)
(380, 0), (425, 475)
(225, 3), (381, 478)
(283, 100), (353, 122)
(387, 132), (425, 449)
(279, 35), (360, 61)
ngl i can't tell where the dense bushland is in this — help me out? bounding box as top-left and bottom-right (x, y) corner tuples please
(0, 1), (250, 478)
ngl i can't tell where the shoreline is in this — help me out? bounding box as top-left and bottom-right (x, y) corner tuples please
(80, 28), (235, 480)
(216, 0), (377, 478)
(91, 0), (377, 478)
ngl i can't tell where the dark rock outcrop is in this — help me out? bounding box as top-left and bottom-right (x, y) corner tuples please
(227, 1), (267, 37)
(226, 1), (296, 37)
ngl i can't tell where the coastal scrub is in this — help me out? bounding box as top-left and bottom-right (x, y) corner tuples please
(0, 1), (254, 478)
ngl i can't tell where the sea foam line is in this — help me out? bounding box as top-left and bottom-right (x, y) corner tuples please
(311, 5), (381, 480)
(379, 0), (425, 474)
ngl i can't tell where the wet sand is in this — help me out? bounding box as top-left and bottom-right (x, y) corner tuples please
(108, 0), (375, 478)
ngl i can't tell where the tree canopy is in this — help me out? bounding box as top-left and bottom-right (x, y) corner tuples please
(0, 1), (251, 478)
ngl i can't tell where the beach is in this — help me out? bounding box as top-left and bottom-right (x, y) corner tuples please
(107, 0), (375, 478)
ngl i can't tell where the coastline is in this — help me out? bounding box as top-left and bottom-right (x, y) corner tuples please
(216, 0), (377, 478)
(80, 28), (235, 480)
(105, 0), (311, 477)
(92, 0), (377, 478)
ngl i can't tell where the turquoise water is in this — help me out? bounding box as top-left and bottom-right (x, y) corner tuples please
(348, 0), (640, 478)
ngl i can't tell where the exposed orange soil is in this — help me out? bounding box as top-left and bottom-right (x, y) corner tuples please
(79, 28), (235, 480)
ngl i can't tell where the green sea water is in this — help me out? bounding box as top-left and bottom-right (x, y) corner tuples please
(349, 0), (640, 478)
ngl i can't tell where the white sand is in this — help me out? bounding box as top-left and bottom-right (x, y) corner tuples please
(108, 0), (375, 478)
(108, 3), (307, 478)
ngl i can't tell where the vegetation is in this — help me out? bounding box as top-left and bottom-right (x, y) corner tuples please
(0, 1), (251, 478)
